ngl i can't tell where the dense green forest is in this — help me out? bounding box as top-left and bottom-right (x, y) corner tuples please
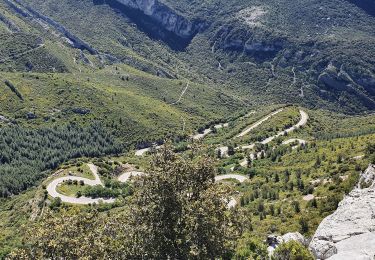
(0, 123), (121, 197)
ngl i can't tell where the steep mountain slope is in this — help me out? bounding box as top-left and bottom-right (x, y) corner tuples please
(7, 0), (373, 113)
(0, 0), (246, 140)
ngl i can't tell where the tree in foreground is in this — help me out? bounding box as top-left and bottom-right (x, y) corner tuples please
(8, 143), (242, 259)
(7, 210), (111, 259)
(122, 143), (242, 258)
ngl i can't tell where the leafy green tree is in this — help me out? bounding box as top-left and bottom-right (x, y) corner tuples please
(292, 201), (300, 213)
(308, 198), (318, 208)
(366, 143), (375, 164)
(257, 200), (265, 213)
(217, 149), (222, 159)
(269, 204), (275, 216)
(49, 197), (61, 209)
(336, 154), (343, 163)
(299, 218), (309, 234)
(284, 170), (290, 183)
(124, 144), (242, 259)
(247, 155), (252, 168)
(228, 145), (235, 156)
(319, 195), (341, 214)
(274, 173), (280, 182)
(7, 210), (112, 259)
(314, 156), (321, 167)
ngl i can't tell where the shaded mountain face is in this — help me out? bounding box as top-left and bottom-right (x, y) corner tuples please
(1, 0), (375, 113)
(347, 0), (375, 16)
(93, 0), (206, 50)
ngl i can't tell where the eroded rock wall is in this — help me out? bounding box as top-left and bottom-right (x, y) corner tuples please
(114, 0), (203, 38)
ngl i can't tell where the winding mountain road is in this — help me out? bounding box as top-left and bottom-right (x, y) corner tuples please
(258, 110), (308, 146)
(219, 109), (308, 157)
(135, 147), (152, 156)
(117, 171), (144, 182)
(135, 145), (163, 156)
(237, 110), (308, 167)
(0, 43), (45, 63)
(47, 164), (248, 207)
(171, 83), (189, 105)
(46, 163), (115, 205)
(48, 108), (308, 206)
(136, 122), (229, 156)
(192, 123), (229, 140)
(236, 109), (283, 138)
(239, 110), (308, 150)
(47, 164), (146, 205)
(215, 174), (249, 183)
(215, 174), (250, 208)
(282, 138), (307, 149)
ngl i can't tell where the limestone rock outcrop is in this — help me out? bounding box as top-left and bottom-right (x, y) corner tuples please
(309, 164), (375, 260)
(280, 232), (306, 245)
(114, 0), (204, 38)
(215, 26), (285, 57)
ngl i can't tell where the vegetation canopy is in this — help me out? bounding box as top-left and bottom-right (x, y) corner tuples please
(8, 145), (243, 259)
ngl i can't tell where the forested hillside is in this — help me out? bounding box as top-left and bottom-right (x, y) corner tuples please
(9, 0), (374, 112)
(0, 123), (121, 197)
(0, 0), (374, 113)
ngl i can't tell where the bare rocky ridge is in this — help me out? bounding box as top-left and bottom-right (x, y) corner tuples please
(4, 0), (98, 54)
(309, 164), (375, 260)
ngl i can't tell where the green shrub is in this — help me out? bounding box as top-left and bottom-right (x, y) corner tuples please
(234, 233), (268, 260)
(272, 241), (314, 260)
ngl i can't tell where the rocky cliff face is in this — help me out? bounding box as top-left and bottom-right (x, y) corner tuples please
(317, 64), (375, 110)
(113, 0), (204, 38)
(309, 164), (375, 259)
(212, 25), (285, 61)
